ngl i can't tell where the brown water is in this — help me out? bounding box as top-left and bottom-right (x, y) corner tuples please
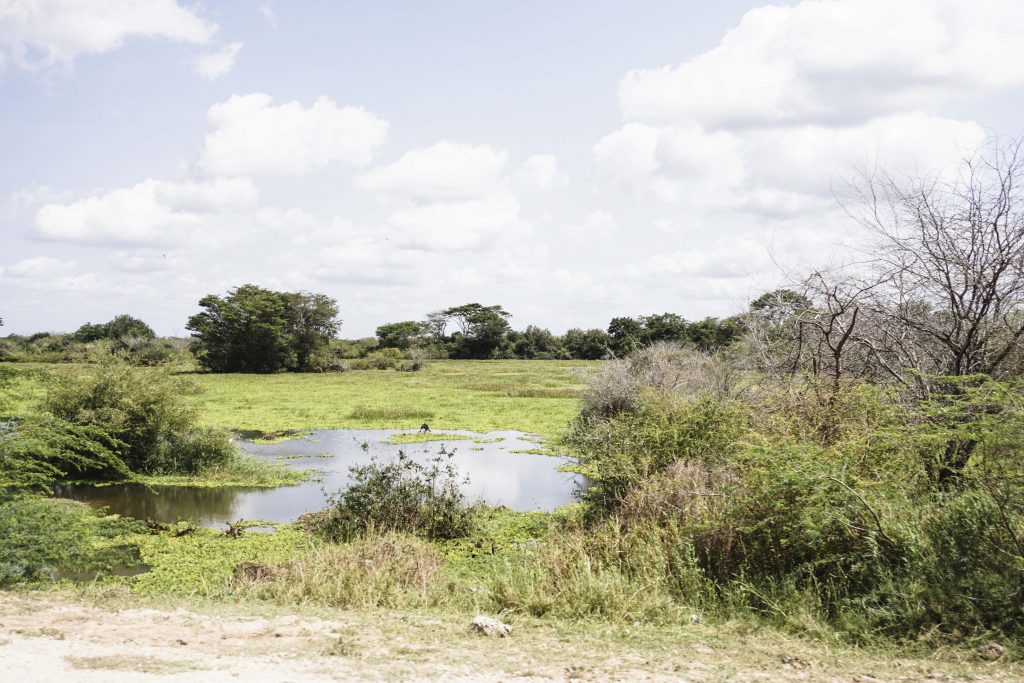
(56, 430), (583, 526)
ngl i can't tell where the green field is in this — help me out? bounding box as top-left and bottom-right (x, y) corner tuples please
(186, 359), (593, 441)
(6, 360), (592, 441)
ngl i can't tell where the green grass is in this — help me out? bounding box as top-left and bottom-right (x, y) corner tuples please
(185, 360), (592, 441)
(5, 360), (592, 441)
(135, 454), (308, 488)
(383, 432), (473, 445)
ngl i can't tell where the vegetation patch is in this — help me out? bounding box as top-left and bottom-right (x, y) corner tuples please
(68, 655), (205, 675)
(348, 406), (436, 421)
(383, 432), (473, 445)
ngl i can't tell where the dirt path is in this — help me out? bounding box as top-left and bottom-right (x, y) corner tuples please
(0, 592), (1019, 682)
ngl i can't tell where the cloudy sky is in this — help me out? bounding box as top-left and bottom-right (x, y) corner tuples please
(2, 0), (1023, 336)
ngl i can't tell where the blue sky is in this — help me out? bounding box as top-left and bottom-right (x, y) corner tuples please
(2, 0), (1023, 336)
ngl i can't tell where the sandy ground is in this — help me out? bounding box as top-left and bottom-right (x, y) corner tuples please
(0, 592), (1020, 682)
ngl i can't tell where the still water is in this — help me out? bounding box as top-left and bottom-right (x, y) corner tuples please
(56, 430), (582, 526)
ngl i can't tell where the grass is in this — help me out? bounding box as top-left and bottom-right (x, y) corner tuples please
(186, 360), (591, 441)
(5, 360), (591, 441)
(135, 453), (308, 488)
(383, 432), (474, 444)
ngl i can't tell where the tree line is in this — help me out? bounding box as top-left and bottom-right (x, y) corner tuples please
(0, 289), (745, 372)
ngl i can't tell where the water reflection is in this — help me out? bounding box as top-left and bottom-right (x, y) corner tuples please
(58, 430), (583, 526)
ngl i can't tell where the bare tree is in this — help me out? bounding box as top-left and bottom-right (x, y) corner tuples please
(846, 138), (1024, 383)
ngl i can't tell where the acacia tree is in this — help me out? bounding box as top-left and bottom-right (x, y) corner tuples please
(424, 304), (512, 359)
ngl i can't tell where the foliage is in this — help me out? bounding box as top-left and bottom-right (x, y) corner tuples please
(375, 321), (425, 351)
(568, 351), (1024, 641)
(562, 328), (611, 360)
(0, 415), (131, 494)
(607, 314), (741, 356)
(186, 284), (340, 373)
(508, 325), (570, 360)
(426, 303), (514, 359)
(0, 498), (143, 585)
(40, 359), (235, 475)
(320, 447), (475, 542)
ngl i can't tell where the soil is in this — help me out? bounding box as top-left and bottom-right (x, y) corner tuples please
(0, 592), (1020, 682)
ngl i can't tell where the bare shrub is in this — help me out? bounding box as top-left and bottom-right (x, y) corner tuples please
(577, 342), (747, 419)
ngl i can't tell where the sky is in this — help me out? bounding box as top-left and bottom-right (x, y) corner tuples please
(2, 0), (1024, 337)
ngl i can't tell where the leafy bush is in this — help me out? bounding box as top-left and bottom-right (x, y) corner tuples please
(569, 393), (748, 514)
(567, 350), (1024, 641)
(320, 447), (475, 542)
(0, 497), (143, 585)
(40, 359), (235, 475)
(0, 416), (130, 493)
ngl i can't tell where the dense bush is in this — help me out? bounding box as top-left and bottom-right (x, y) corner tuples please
(320, 447), (475, 542)
(39, 359), (235, 475)
(564, 352), (1024, 641)
(0, 497), (143, 585)
(0, 416), (130, 493)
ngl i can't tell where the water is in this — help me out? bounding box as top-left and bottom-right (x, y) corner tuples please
(56, 430), (582, 526)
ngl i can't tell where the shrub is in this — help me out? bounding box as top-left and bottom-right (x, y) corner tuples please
(570, 393), (748, 514)
(0, 416), (130, 492)
(0, 497), (143, 585)
(320, 447), (475, 542)
(577, 342), (746, 419)
(39, 359), (235, 475)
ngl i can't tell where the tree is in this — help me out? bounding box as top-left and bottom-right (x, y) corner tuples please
(425, 303), (513, 359)
(187, 284), (340, 373)
(563, 328), (611, 360)
(73, 315), (155, 347)
(376, 321), (424, 351)
(639, 313), (690, 344)
(844, 140), (1024, 381)
(509, 326), (568, 359)
(607, 316), (643, 356)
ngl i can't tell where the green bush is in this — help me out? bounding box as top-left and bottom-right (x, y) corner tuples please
(320, 447), (475, 542)
(569, 393), (748, 514)
(40, 359), (235, 475)
(0, 497), (143, 585)
(0, 416), (130, 492)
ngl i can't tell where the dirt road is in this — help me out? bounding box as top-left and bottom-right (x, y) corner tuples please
(0, 592), (1018, 682)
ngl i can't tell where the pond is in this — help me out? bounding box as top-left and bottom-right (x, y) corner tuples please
(55, 430), (583, 527)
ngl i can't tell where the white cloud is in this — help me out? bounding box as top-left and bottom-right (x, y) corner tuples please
(0, 256), (75, 278)
(594, 123), (745, 204)
(258, 2), (278, 28)
(0, 0), (216, 71)
(619, 0), (1024, 129)
(194, 41), (243, 80)
(564, 210), (617, 239)
(199, 93), (389, 175)
(358, 141), (508, 199)
(516, 154), (569, 190)
(386, 195), (521, 251)
(34, 177), (257, 246)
